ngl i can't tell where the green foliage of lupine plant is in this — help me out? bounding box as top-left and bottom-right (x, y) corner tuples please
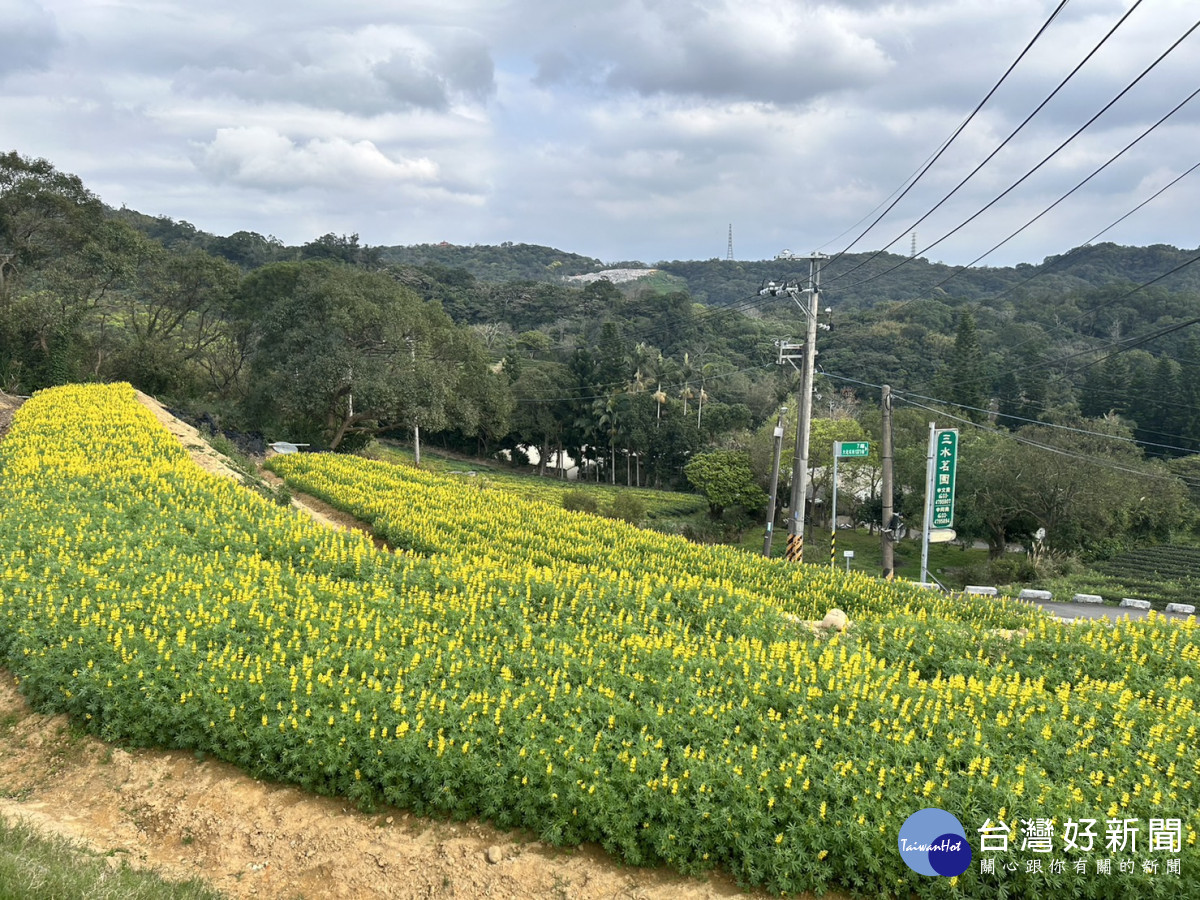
(1, 384), (1198, 900)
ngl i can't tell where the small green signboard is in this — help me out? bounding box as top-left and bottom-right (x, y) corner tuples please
(932, 429), (958, 528)
(836, 441), (870, 458)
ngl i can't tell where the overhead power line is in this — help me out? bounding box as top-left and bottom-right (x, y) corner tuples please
(1051, 314), (1200, 378)
(927, 159), (1200, 312)
(912, 87), (1200, 299)
(831, 13), (1200, 295)
(821, 0), (1073, 269)
(826, 157), (1200, 351)
(899, 388), (1200, 457)
(903, 247), (1200, 392)
(822, 369), (1200, 459)
(899, 396), (1200, 490)
(827, 0), (1143, 285)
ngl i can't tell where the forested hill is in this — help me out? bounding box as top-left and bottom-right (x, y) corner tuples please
(7, 150), (1200, 571)
(373, 240), (1200, 312)
(108, 203), (1200, 312)
(662, 242), (1200, 311)
(108, 202), (1200, 313)
(378, 242), (604, 283)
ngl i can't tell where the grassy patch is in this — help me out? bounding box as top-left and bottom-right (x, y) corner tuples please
(201, 430), (291, 507)
(733, 524), (991, 585)
(373, 443), (707, 522)
(0, 817), (223, 900)
(1037, 571), (1196, 611)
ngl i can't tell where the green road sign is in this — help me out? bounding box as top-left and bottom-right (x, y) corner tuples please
(836, 441), (870, 458)
(932, 429), (958, 528)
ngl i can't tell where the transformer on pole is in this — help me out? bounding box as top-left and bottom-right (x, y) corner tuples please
(762, 253), (829, 564)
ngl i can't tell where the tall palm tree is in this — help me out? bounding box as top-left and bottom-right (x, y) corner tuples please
(595, 393), (625, 485)
(629, 342), (658, 394)
(696, 359), (728, 427)
(676, 352), (696, 416)
(652, 384), (667, 427)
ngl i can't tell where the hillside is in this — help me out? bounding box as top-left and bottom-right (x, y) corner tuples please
(0, 389), (773, 900)
(5, 153), (1195, 580)
(105, 197), (1200, 312)
(3, 383), (1197, 899)
(375, 240), (1200, 311)
(378, 242), (605, 282)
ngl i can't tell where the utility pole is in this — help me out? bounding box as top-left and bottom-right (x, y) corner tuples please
(409, 339), (421, 466)
(764, 252), (828, 564)
(762, 406), (787, 557)
(880, 384), (895, 579)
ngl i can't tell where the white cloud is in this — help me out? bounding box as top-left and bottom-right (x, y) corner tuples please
(529, 0), (890, 103)
(171, 25), (495, 116)
(1, 0), (1196, 264)
(196, 127), (439, 190)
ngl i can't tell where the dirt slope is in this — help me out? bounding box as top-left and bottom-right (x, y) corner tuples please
(0, 391), (778, 900)
(0, 390), (22, 442)
(0, 674), (763, 900)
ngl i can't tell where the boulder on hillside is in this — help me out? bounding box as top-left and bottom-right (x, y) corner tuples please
(820, 609), (849, 632)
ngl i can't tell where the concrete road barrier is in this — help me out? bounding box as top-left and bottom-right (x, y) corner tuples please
(1166, 603), (1196, 615)
(1119, 598), (1151, 610)
(965, 585), (998, 596)
(1072, 593), (1103, 604)
(1018, 589), (1053, 601)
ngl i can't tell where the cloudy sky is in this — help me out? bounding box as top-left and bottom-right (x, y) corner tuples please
(4, 0), (1198, 267)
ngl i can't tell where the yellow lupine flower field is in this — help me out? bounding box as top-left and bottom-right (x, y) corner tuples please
(1, 383), (1197, 898)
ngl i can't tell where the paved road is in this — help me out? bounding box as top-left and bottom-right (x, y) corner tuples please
(1025, 599), (1195, 624)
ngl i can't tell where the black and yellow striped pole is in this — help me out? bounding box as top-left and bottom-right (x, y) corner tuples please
(785, 532), (804, 563)
(830, 442), (840, 567)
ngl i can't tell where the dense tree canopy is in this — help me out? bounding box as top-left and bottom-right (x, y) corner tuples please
(243, 261), (508, 450)
(2, 149), (1199, 563)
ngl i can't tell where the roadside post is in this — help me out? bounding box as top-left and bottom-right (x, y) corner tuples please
(920, 426), (958, 585)
(831, 440), (869, 567)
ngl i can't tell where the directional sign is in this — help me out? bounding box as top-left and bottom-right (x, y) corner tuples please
(931, 429), (958, 528)
(835, 440), (870, 458)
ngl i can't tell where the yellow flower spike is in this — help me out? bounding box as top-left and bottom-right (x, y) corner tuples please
(5, 383), (1195, 900)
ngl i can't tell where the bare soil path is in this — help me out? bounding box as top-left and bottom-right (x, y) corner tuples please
(0, 390), (780, 900)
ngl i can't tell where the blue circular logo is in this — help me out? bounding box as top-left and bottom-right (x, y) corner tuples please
(898, 808), (972, 877)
